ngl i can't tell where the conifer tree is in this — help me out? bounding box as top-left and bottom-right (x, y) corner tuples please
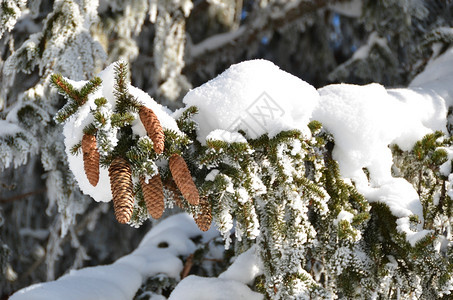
(2, 1), (453, 299)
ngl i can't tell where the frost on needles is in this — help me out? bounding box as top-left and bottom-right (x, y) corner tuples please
(37, 58), (453, 299)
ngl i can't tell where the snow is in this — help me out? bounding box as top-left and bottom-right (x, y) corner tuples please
(311, 80), (446, 245)
(350, 32), (389, 61)
(334, 210), (354, 226)
(11, 214), (263, 300)
(313, 82), (446, 185)
(411, 47), (453, 107)
(206, 129), (247, 144)
(439, 147), (453, 176)
(387, 87), (446, 150)
(169, 246), (263, 300)
(0, 119), (23, 136)
(218, 245), (263, 284)
(168, 275), (263, 300)
(190, 27), (246, 58)
(328, 0), (362, 18)
(182, 59), (319, 144)
(205, 169), (219, 181)
(62, 62), (181, 203)
(10, 214), (222, 300)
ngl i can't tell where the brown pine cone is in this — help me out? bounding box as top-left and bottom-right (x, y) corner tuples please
(109, 157), (134, 224)
(139, 106), (165, 154)
(195, 196), (212, 231)
(169, 154), (199, 205)
(140, 174), (165, 219)
(82, 133), (100, 186)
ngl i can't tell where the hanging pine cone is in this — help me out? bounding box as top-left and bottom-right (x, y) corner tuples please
(82, 133), (100, 186)
(139, 106), (165, 154)
(169, 154), (199, 205)
(109, 157), (134, 224)
(195, 196), (212, 232)
(164, 178), (184, 208)
(140, 174), (165, 219)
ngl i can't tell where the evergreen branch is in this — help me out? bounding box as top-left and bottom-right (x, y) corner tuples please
(83, 124), (97, 135)
(93, 111), (107, 127)
(54, 101), (79, 123)
(79, 77), (102, 100)
(70, 142), (82, 156)
(163, 129), (191, 154)
(114, 61), (129, 98)
(176, 107), (199, 139)
(111, 112), (135, 128)
(308, 120), (323, 134)
(113, 61), (141, 114)
(94, 97), (107, 107)
(52, 75), (102, 123)
(50, 74), (82, 104)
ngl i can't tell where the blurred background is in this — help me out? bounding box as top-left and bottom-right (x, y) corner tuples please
(1, 0), (453, 298)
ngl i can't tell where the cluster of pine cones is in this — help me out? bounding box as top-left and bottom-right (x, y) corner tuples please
(81, 106), (211, 231)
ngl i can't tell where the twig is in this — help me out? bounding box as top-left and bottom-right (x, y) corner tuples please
(18, 254), (46, 282)
(203, 258), (223, 263)
(180, 254), (194, 279)
(0, 188), (47, 203)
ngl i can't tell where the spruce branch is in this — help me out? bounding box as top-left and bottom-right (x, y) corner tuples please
(79, 77), (102, 100)
(82, 123), (97, 136)
(54, 101), (79, 123)
(111, 113), (135, 128)
(114, 61), (129, 99)
(113, 61), (141, 114)
(52, 74), (102, 123)
(94, 97), (107, 107)
(51, 74), (82, 104)
(70, 143), (82, 156)
(176, 106), (199, 137)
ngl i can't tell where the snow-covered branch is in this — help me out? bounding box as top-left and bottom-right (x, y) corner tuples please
(186, 0), (350, 70)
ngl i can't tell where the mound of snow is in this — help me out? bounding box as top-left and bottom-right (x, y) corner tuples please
(10, 214), (222, 300)
(182, 59), (319, 144)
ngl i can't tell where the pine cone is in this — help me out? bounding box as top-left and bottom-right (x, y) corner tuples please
(140, 174), (165, 219)
(82, 133), (100, 186)
(169, 154), (199, 205)
(139, 106), (165, 154)
(109, 157), (134, 224)
(195, 196), (212, 231)
(164, 178), (184, 208)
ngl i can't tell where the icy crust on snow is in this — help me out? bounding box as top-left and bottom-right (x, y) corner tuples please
(62, 62), (180, 202)
(11, 214), (262, 300)
(182, 59), (319, 144)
